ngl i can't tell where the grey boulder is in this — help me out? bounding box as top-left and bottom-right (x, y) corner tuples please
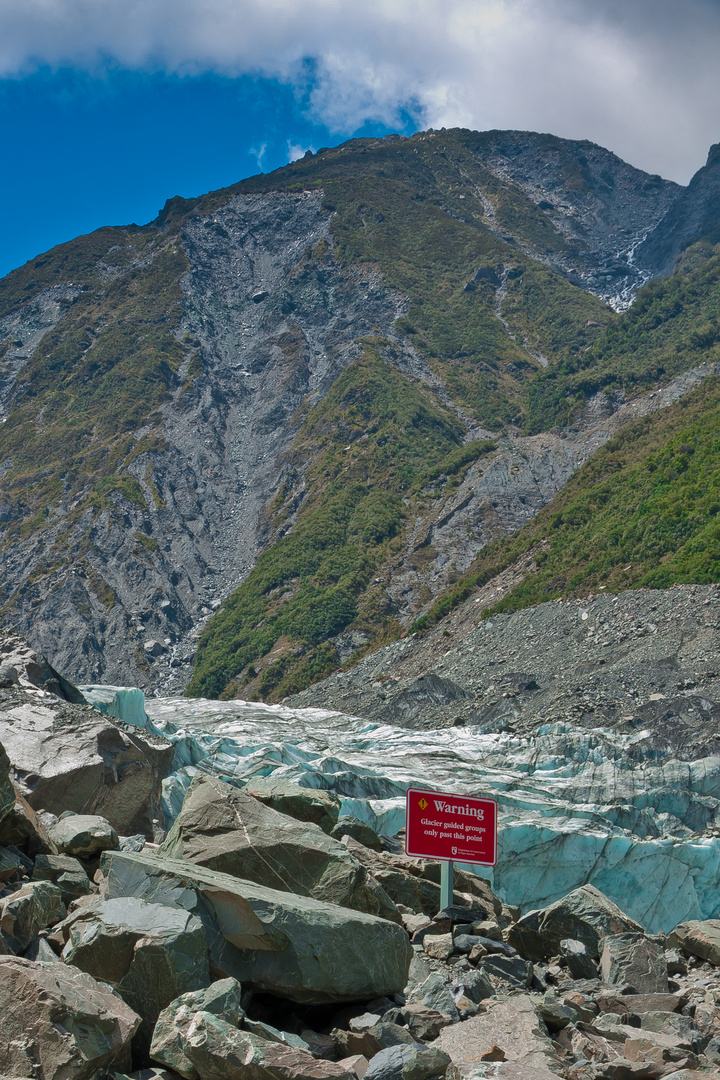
(61, 895), (210, 1050)
(151, 977), (244, 1078)
(32, 852), (93, 903)
(364, 1044), (450, 1080)
(508, 884), (644, 961)
(0, 879), (66, 950)
(668, 919), (720, 965)
(331, 816), (384, 852)
(0, 955), (140, 1079)
(168, 1010), (357, 1080)
(49, 812), (120, 857)
(0, 698), (172, 836)
(244, 776), (341, 834)
(160, 775), (399, 922)
(101, 848), (413, 1005)
(600, 932), (669, 992)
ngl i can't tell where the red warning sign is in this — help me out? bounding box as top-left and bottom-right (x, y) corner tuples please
(405, 787), (497, 865)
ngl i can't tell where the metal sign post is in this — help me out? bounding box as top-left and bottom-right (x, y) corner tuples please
(440, 859), (454, 909)
(405, 787), (497, 909)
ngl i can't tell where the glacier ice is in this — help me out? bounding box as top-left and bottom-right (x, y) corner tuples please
(80, 689), (720, 934)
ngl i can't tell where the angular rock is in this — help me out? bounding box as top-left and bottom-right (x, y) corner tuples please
(596, 991), (686, 1017)
(159, 775), (399, 922)
(0, 844), (23, 881)
(61, 895), (210, 1050)
(424, 933), (454, 960)
(451, 968), (494, 1004)
(560, 937), (599, 980)
(400, 1005), (453, 1042)
(245, 777), (341, 834)
(0, 634), (86, 701)
(0, 955), (140, 1079)
(101, 848), (413, 1005)
(176, 1010), (357, 1080)
(363, 1044), (450, 1080)
(481, 952), (534, 988)
(49, 813), (120, 857)
(669, 919), (720, 965)
(151, 977), (244, 1078)
(331, 816), (384, 851)
(0, 879), (65, 949)
(0, 782), (56, 855)
(431, 995), (563, 1078)
(0, 739), (14, 825)
(639, 1012), (703, 1053)
(32, 852), (93, 903)
(600, 933), (669, 992)
(508, 885), (644, 961)
(0, 699), (172, 836)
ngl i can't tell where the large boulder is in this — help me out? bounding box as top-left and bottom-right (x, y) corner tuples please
(244, 776), (341, 834)
(0, 781), (56, 854)
(160, 775), (399, 922)
(61, 894), (210, 1051)
(151, 978), (245, 1078)
(0, 879), (65, 950)
(600, 932), (669, 992)
(0, 955), (140, 1079)
(161, 1010), (357, 1080)
(669, 919), (720, 965)
(507, 884), (644, 961)
(0, 634), (86, 701)
(49, 813), (119, 857)
(0, 696), (172, 836)
(101, 848), (413, 1005)
(32, 853), (93, 903)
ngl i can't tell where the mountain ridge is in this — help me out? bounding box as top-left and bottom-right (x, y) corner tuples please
(0, 127), (718, 697)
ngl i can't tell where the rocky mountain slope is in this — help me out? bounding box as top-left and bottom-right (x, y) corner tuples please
(0, 128), (718, 697)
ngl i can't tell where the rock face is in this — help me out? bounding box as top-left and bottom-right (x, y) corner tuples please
(0, 955), (140, 1079)
(0, 686), (172, 837)
(159, 775), (400, 921)
(101, 848), (413, 1004)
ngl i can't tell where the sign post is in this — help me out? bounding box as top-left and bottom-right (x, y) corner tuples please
(405, 787), (497, 910)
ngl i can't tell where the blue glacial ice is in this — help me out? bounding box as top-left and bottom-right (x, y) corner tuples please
(82, 689), (720, 934)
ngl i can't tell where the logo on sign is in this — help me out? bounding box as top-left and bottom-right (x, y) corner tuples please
(418, 797), (428, 809)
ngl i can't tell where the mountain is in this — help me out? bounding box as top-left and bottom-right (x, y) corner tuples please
(0, 127), (718, 698)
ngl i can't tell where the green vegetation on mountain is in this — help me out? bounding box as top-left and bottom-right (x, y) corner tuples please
(187, 344), (465, 699)
(527, 244), (720, 431)
(414, 373), (720, 631)
(0, 228), (188, 610)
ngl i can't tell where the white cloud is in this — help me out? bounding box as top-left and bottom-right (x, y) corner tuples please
(1, 0), (718, 182)
(287, 141), (313, 163)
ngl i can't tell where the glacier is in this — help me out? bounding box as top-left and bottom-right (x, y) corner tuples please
(80, 689), (720, 935)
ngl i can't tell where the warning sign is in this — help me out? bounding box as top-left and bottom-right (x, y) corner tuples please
(405, 787), (497, 865)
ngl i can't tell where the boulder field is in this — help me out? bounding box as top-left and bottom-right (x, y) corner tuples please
(5, 641), (720, 1077)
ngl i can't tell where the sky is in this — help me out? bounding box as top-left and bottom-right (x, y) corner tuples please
(1, 0), (720, 278)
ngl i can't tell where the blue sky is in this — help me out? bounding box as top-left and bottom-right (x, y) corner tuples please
(2, 0), (720, 279)
(0, 69), (417, 277)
